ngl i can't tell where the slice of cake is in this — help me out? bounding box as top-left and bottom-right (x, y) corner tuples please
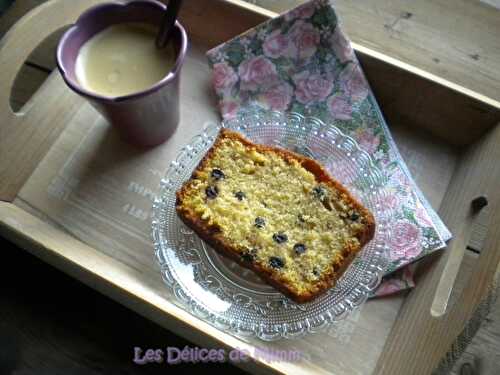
(176, 129), (375, 303)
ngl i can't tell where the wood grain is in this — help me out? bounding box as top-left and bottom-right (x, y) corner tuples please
(0, 0), (44, 37)
(389, 120), (458, 210)
(1, 1), (500, 374)
(450, 285), (500, 375)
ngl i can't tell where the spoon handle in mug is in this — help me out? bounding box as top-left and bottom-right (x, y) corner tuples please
(156, 0), (183, 48)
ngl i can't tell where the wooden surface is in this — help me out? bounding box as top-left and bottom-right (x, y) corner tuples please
(450, 290), (500, 375)
(0, 236), (247, 374)
(1, 1), (500, 374)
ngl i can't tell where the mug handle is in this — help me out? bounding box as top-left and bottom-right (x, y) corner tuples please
(0, 0), (107, 202)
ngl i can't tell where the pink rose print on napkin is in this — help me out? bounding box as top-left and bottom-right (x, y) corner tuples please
(289, 20), (320, 60)
(219, 101), (239, 120)
(415, 199), (436, 228)
(356, 128), (380, 154)
(263, 30), (290, 59)
(380, 191), (399, 211)
(239, 56), (278, 92)
(388, 220), (422, 261)
(260, 82), (293, 111)
(375, 265), (416, 297)
(327, 94), (352, 120)
(376, 280), (405, 296)
(331, 27), (355, 64)
(340, 63), (369, 103)
(212, 62), (238, 94)
(294, 72), (334, 104)
(285, 1), (316, 21)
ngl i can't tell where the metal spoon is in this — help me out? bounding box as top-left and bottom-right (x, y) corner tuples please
(156, 0), (183, 48)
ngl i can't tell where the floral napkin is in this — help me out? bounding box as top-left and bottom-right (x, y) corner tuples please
(206, 0), (451, 295)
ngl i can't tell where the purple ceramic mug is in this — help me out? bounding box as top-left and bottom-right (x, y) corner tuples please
(57, 0), (188, 147)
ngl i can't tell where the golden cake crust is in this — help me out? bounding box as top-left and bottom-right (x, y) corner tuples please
(176, 128), (375, 303)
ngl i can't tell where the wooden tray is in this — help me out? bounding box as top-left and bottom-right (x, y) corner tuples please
(1, 1), (500, 374)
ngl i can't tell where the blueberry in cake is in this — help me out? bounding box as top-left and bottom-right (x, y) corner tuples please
(176, 129), (375, 303)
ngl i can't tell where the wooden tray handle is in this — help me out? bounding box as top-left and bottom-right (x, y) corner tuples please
(0, 0), (106, 202)
(376, 123), (500, 374)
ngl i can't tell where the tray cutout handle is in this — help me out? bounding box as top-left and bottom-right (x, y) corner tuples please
(0, 0), (107, 202)
(431, 195), (492, 317)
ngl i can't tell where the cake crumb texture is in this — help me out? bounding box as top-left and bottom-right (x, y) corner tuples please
(176, 129), (375, 303)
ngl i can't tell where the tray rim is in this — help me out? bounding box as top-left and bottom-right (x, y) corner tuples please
(0, 1), (499, 374)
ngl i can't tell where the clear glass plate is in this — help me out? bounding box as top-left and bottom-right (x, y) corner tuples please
(152, 109), (391, 341)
